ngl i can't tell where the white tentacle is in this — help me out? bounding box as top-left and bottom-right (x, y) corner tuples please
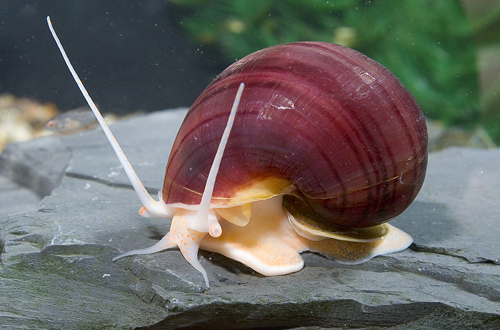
(189, 82), (244, 236)
(47, 16), (171, 218)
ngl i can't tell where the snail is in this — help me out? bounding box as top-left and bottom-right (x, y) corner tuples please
(47, 17), (428, 287)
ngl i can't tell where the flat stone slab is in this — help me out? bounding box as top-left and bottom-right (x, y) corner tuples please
(0, 109), (499, 329)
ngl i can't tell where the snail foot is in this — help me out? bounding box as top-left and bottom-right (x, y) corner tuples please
(201, 196), (307, 276)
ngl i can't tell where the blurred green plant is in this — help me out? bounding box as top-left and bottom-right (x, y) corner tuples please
(466, 0), (500, 145)
(169, 0), (500, 143)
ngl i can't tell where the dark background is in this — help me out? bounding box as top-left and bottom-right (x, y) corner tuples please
(0, 0), (223, 115)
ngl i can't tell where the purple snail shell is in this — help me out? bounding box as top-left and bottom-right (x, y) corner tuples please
(162, 41), (428, 230)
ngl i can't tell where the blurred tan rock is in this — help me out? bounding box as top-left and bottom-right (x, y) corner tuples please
(0, 93), (57, 153)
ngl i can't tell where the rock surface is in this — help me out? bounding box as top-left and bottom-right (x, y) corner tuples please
(0, 109), (499, 329)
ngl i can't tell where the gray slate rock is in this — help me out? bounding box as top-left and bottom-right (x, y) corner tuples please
(0, 109), (499, 329)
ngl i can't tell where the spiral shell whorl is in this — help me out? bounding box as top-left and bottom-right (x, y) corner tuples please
(162, 41), (428, 229)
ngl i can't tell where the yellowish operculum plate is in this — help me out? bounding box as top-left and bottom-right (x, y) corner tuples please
(286, 209), (390, 242)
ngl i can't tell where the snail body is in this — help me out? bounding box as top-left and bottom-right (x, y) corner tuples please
(48, 17), (427, 287)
